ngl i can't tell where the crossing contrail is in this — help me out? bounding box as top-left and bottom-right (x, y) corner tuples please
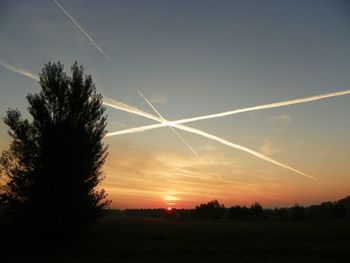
(0, 61), (39, 81)
(106, 89), (350, 135)
(136, 90), (239, 184)
(137, 90), (199, 158)
(0, 60), (315, 179)
(104, 98), (315, 179)
(136, 91), (263, 184)
(53, 0), (112, 62)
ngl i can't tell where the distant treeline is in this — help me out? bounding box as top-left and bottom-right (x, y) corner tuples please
(106, 196), (350, 221)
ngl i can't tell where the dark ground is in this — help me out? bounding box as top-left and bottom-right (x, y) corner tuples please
(2, 216), (350, 262)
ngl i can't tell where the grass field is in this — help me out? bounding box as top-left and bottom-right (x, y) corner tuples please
(2, 217), (350, 262)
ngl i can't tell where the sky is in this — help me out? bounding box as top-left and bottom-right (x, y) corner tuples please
(0, 0), (349, 209)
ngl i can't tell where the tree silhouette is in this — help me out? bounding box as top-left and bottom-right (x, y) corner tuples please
(227, 205), (249, 220)
(290, 204), (306, 221)
(194, 200), (225, 219)
(249, 202), (265, 219)
(0, 61), (110, 237)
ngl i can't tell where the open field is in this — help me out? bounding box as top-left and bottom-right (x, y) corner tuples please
(2, 216), (350, 262)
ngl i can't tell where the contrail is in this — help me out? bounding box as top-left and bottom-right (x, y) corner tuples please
(169, 89), (350, 124)
(0, 63), (236, 181)
(166, 123), (316, 180)
(137, 90), (199, 158)
(103, 99), (315, 179)
(0, 61), (39, 81)
(106, 89), (350, 135)
(0, 61), (312, 179)
(53, 0), (112, 62)
(136, 91), (233, 183)
(102, 97), (161, 121)
(136, 91), (234, 183)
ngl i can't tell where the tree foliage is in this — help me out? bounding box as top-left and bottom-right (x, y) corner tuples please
(194, 200), (225, 219)
(227, 202), (265, 220)
(0, 61), (110, 236)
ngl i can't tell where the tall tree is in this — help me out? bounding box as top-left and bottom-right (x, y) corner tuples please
(0, 61), (110, 237)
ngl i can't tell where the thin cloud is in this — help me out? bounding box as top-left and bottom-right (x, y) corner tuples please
(149, 95), (168, 104)
(103, 142), (291, 208)
(270, 113), (292, 123)
(260, 137), (280, 156)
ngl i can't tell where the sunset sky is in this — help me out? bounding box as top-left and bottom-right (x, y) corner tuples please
(0, 0), (349, 209)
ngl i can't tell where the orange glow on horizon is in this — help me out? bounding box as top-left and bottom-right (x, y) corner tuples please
(102, 140), (350, 209)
